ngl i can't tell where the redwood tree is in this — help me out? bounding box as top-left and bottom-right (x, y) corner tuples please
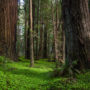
(62, 0), (90, 70)
(0, 0), (18, 60)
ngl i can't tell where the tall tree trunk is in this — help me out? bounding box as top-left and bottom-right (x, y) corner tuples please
(25, 1), (27, 58)
(32, 0), (36, 58)
(52, 2), (59, 64)
(43, 26), (48, 58)
(62, 26), (65, 63)
(0, 0), (17, 60)
(38, 20), (44, 59)
(25, 1), (30, 59)
(29, 0), (34, 67)
(62, 0), (90, 69)
(36, 0), (40, 59)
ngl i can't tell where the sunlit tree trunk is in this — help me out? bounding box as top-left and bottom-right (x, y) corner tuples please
(29, 0), (34, 67)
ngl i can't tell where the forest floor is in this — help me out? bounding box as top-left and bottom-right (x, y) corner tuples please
(0, 57), (90, 90)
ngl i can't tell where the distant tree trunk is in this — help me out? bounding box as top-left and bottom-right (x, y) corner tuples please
(38, 19), (44, 59)
(52, 2), (59, 64)
(32, 0), (36, 58)
(0, 0), (17, 60)
(25, 1), (28, 58)
(25, 1), (30, 59)
(62, 0), (90, 70)
(29, 0), (34, 67)
(62, 26), (65, 63)
(25, 21), (30, 59)
(43, 26), (48, 58)
(36, 0), (40, 59)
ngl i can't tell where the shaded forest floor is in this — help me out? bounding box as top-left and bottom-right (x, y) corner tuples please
(0, 57), (90, 90)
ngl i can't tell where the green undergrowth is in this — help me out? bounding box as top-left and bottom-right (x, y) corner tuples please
(0, 56), (90, 90)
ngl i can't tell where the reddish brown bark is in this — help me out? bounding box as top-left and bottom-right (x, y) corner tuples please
(0, 0), (18, 60)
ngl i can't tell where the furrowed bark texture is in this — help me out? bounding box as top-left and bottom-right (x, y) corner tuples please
(62, 0), (90, 69)
(0, 0), (18, 60)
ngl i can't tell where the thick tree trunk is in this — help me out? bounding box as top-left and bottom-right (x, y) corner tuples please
(0, 0), (17, 60)
(62, 0), (90, 69)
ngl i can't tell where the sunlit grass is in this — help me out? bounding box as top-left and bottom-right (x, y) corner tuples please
(0, 57), (90, 90)
(0, 58), (55, 90)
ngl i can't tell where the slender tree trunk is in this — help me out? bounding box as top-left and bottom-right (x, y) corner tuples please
(25, 1), (30, 59)
(25, 2), (28, 58)
(43, 26), (48, 58)
(62, 26), (65, 63)
(38, 20), (44, 59)
(29, 0), (34, 67)
(52, 2), (59, 64)
(32, 1), (36, 58)
(36, 0), (40, 59)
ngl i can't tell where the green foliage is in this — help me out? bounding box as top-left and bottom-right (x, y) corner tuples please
(0, 71), (7, 90)
(0, 56), (5, 64)
(58, 60), (80, 76)
(0, 59), (90, 90)
(18, 56), (29, 62)
(0, 56), (12, 64)
(0, 59), (55, 90)
(43, 71), (90, 90)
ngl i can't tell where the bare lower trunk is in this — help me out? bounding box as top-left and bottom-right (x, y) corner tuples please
(36, 0), (40, 59)
(38, 21), (44, 59)
(0, 0), (17, 60)
(52, 2), (59, 64)
(62, 0), (90, 69)
(25, 2), (30, 59)
(30, 0), (34, 67)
